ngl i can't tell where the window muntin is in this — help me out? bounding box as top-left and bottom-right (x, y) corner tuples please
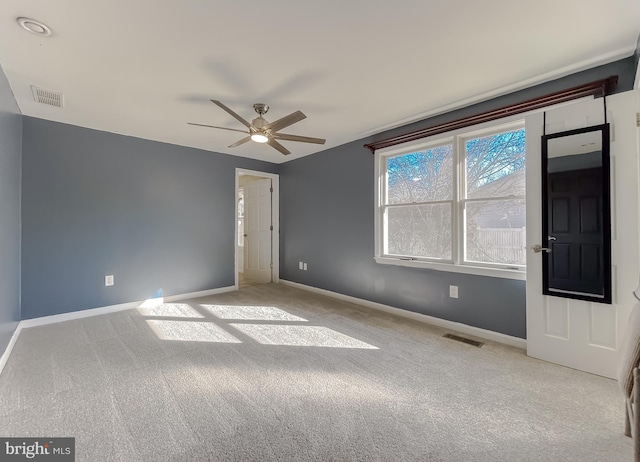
(378, 122), (525, 273)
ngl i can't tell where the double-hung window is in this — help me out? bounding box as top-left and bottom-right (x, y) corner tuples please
(375, 121), (526, 279)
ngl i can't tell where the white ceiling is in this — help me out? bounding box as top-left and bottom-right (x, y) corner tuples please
(0, 0), (638, 164)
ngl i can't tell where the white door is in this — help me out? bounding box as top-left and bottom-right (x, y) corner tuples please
(525, 91), (639, 378)
(243, 178), (273, 283)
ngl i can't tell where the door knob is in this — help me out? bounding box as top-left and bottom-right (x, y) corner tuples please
(243, 234), (247, 237)
(531, 244), (551, 253)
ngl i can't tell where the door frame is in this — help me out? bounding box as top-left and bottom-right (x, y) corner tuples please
(235, 168), (280, 289)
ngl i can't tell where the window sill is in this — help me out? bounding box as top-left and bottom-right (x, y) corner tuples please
(374, 256), (526, 280)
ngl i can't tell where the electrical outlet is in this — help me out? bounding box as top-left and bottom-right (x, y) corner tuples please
(449, 285), (458, 298)
(303, 263), (308, 271)
(299, 261), (304, 270)
(105, 275), (114, 287)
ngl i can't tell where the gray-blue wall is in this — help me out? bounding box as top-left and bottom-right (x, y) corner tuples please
(0, 66), (22, 352)
(279, 56), (636, 339)
(21, 118), (278, 319)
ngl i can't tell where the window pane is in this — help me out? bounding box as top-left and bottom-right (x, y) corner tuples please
(238, 190), (244, 217)
(465, 199), (526, 265)
(386, 144), (453, 204)
(466, 129), (525, 199)
(386, 204), (451, 259)
(238, 189), (244, 246)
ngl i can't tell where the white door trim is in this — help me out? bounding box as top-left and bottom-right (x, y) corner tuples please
(235, 168), (280, 289)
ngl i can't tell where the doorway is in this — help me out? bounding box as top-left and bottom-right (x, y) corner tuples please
(235, 169), (280, 289)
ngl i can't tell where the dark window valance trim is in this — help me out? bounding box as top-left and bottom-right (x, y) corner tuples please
(364, 76), (618, 153)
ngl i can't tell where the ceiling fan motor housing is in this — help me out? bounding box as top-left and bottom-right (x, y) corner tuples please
(251, 116), (268, 130)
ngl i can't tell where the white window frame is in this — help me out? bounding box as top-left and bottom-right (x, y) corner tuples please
(375, 119), (526, 280)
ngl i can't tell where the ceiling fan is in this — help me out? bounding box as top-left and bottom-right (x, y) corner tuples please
(188, 100), (326, 155)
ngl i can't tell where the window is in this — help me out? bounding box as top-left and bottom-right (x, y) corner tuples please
(376, 121), (526, 279)
(238, 189), (245, 247)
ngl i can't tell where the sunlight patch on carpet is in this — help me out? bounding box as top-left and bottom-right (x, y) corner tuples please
(138, 303), (204, 318)
(201, 304), (307, 322)
(230, 324), (378, 349)
(147, 320), (241, 343)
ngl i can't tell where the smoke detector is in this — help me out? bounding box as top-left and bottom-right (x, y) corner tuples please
(31, 86), (63, 108)
(17, 17), (51, 36)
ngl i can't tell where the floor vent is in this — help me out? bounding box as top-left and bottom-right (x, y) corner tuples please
(443, 333), (484, 347)
(31, 86), (63, 108)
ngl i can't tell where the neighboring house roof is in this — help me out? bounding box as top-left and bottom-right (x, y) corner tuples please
(471, 170), (526, 229)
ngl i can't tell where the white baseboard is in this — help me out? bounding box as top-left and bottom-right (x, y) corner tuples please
(279, 280), (527, 349)
(0, 285), (236, 377)
(0, 322), (22, 377)
(20, 285), (236, 329)
(21, 300), (144, 328)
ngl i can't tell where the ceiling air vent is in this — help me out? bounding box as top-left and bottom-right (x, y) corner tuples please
(31, 86), (63, 108)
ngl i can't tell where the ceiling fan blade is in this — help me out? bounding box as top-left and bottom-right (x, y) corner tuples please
(210, 100), (252, 129)
(272, 133), (326, 145)
(229, 136), (251, 148)
(267, 138), (291, 155)
(263, 110), (306, 133)
(187, 122), (248, 134)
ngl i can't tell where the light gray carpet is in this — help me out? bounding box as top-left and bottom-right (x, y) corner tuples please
(0, 283), (632, 461)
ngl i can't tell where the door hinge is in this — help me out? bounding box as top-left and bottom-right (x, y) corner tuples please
(636, 113), (640, 128)
(270, 187), (273, 193)
(270, 225), (273, 231)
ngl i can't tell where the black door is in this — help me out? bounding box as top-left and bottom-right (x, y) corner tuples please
(547, 167), (603, 295)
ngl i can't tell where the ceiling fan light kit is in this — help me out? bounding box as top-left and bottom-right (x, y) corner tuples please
(188, 100), (326, 155)
(250, 133), (269, 143)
